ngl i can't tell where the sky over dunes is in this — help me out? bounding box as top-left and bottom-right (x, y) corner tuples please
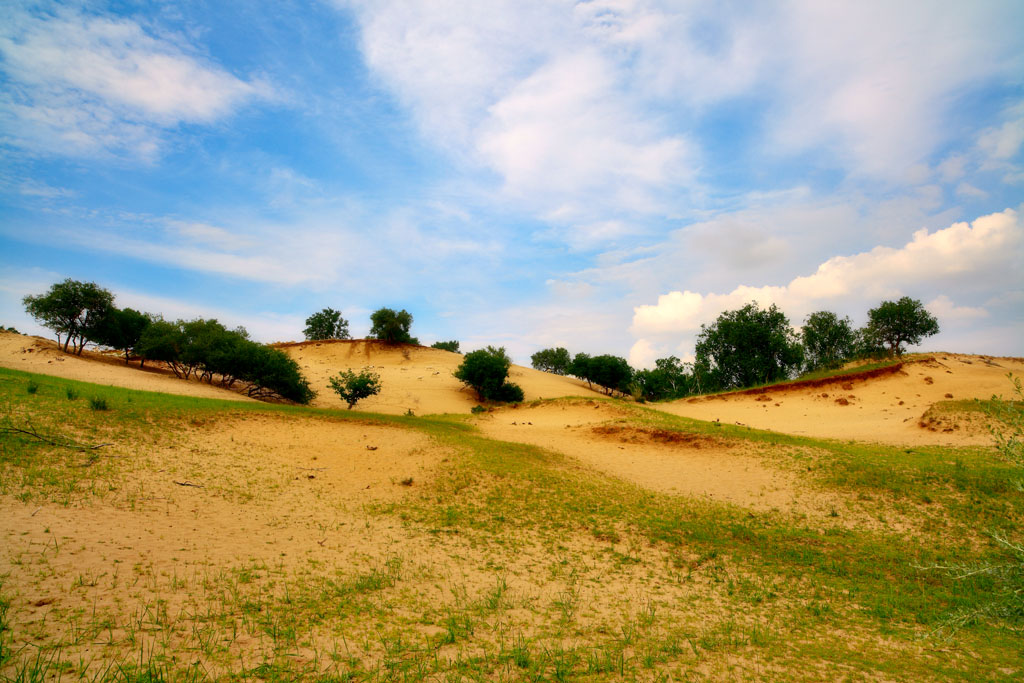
(1, 0), (1022, 365)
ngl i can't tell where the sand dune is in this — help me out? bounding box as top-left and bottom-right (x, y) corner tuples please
(3, 331), (1018, 447)
(277, 339), (602, 414)
(0, 331), (255, 402)
(654, 354), (1023, 446)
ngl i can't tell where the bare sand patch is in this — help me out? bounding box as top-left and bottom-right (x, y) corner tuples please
(0, 331), (254, 402)
(278, 339), (602, 414)
(655, 354), (1023, 446)
(474, 400), (798, 512)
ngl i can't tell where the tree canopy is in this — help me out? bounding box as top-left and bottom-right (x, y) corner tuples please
(88, 307), (150, 363)
(865, 297), (940, 357)
(695, 302), (803, 390)
(369, 308), (417, 344)
(303, 308), (350, 341)
(329, 367), (382, 409)
(454, 346), (524, 403)
(530, 347), (571, 375)
(431, 340), (460, 353)
(801, 311), (856, 371)
(23, 279), (115, 354)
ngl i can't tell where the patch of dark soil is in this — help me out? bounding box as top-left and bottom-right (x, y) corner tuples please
(591, 425), (724, 448)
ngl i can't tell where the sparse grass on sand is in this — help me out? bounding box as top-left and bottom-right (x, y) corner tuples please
(1, 367), (1022, 681)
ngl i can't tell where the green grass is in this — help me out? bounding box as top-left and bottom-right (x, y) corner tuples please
(1, 367), (1022, 681)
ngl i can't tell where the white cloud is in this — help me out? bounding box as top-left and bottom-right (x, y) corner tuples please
(477, 49), (693, 212)
(978, 109), (1024, 162)
(631, 208), (1024, 357)
(926, 294), (988, 322)
(767, 2), (1024, 179)
(343, 0), (698, 227)
(0, 4), (270, 158)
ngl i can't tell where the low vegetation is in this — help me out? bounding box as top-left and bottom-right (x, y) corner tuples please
(328, 367), (382, 409)
(0, 367), (1021, 681)
(454, 346), (524, 403)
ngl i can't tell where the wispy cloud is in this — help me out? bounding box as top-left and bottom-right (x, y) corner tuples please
(0, 2), (271, 159)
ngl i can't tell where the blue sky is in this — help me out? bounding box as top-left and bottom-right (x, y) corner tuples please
(1, 0), (1022, 366)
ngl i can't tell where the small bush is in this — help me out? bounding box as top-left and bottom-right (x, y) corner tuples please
(431, 340), (460, 353)
(471, 405), (487, 414)
(65, 387), (78, 400)
(454, 346), (523, 403)
(26, 380), (39, 395)
(89, 397), (109, 411)
(329, 367), (382, 409)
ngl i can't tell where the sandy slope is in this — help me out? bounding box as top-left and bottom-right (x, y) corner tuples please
(653, 354), (1023, 446)
(0, 331), (254, 402)
(278, 339), (602, 414)
(473, 400), (800, 511)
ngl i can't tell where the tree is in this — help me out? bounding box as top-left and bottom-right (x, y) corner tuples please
(587, 355), (633, 395)
(865, 297), (940, 357)
(89, 307), (151, 363)
(431, 340), (460, 353)
(369, 308), (417, 344)
(801, 311), (856, 371)
(531, 347), (571, 375)
(454, 346), (524, 402)
(695, 302), (804, 390)
(137, 319), (186, 375)
(568, 353), (594, 388)
(303, 308), (350, 341)
(239, 344), (316, 404)
(329, 368), (382, 409)
(23, 279), (115, 354)
(633, 356), (695, 402)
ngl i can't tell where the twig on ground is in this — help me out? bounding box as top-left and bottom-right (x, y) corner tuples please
(1, 423), (112, 451)
(173, 481), (204, 488)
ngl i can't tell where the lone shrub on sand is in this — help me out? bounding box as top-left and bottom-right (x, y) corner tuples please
(454, 346), (524, 403)
(329, 368), (382, 409)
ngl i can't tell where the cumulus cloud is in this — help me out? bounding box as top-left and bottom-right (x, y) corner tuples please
(0, 3), (270, 158)
(630, 208), (1023, 362)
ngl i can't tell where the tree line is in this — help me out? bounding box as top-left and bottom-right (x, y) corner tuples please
(531, 298), (939, 402)
(24, 279), (315, 404)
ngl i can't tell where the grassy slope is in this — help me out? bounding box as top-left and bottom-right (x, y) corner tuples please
(1, 367), (1021, 681)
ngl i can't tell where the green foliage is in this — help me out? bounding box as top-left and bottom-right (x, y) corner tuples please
(865, 297), (939, 357)
(454, 346), (523, 403)
(137, 317), (314, 403)
(568, 352), (593, 387)
(853, 325), (888, 360)
(89, 307), (151, 363)
(928, 374), (1024, 637)
(88, 397), (108, 411)
(328, 367), (382, 409)
(586, 355), (633, 395)
(239, 344), (316, 404)
(369, 307), (417, 344)
(303, 307), (350, 341)
(22, 279), (115, 354)
(136, 319), (183, 371)
(431, 340), (460, 353)
(632, 356), (695, 401)
(801, 311), (856, 371)
(695, 302), (804, 391)
(530, 347), (571, 375)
